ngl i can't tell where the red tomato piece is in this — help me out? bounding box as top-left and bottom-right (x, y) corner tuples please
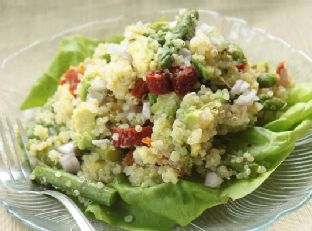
(276, 61), (290, 88)
(60, 68), (80, 96)
(170, 65), (198, 96)
(145, 70), (173, 95)
(276, 61), (285, 75)
(131, 79), (149, 100)
(111, 126), (153, 147)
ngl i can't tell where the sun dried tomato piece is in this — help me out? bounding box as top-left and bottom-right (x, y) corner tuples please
(131, 79), (149, 100)
(145, 65), (198, 96)
(123, 151), (134, 166)
(170, 65), (198, 96)
(111, 127), (153, 147)
(236, 62), (248, 72)
(145, 70), (173, 95)
(59, 68), (80, 96)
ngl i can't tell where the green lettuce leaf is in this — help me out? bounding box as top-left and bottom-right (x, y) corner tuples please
(86, 119), (311, 231)
(265, 100), (312, 132)
(222, 126), (296, 199)
(105, 34), (125, 44)
(20, 35), (102, 110)
(287, 82), (312, 105)
(86, 175), (227, 230)
(110, 176), (227, 227)
(86, 199), (176, 231)
(264, 81), (312, 132)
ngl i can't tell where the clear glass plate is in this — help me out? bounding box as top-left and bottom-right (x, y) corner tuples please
(1, 8), (312, 231)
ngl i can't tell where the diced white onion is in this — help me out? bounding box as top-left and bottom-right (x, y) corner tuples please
(235, 90), (258, 106)
(179, 48), (192, 63)
(231, 80), (250, 95)
(60, 153), (80, 174)
(142, 101), (151, 120)
(92, 139), (111, 147)
(22, 108), (40, 122)
(90, 78), (106, 91)
(57, 142), (75, 155)
(106, 43), (132, 61)
(204, 172), (223, 188)
(87, 90), (104, 102)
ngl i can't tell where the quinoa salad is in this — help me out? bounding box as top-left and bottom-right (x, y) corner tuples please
(20, 9), (312, 231)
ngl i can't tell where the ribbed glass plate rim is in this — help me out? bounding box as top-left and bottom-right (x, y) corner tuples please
(1, 8), (312, 231)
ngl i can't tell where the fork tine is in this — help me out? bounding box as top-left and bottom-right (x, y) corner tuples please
(16, 118), (32, 174)
(0, 118), (15, 180)
(6, 118), (28, 179)
(0, 149), (13, 182)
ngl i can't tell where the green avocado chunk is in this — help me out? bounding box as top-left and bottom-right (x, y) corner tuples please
(192, 57), (215, 82)
(151, 93), (180, 119)
(77, 80), (91, 101)
(92, 146), (123, 162)
(72, 102), (97, 149)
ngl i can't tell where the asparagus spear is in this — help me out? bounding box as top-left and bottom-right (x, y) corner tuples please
(159, 9), (199, 68)
(31, 165), (117, 206)
(172, 9), (199, 41)
(159, 47), (176, 68)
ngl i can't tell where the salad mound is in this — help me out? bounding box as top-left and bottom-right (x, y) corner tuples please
(21, 9), (312, 231)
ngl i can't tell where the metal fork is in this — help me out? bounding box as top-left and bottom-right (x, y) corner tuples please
(0, 118), (96, 231)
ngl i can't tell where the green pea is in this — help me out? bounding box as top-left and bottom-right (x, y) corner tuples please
(257, 73), (278, 88)
(262, 97), (286, 111)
